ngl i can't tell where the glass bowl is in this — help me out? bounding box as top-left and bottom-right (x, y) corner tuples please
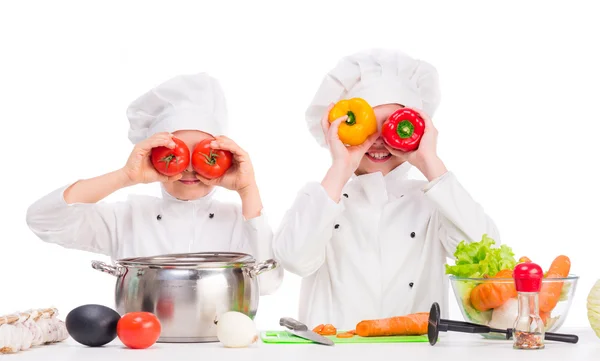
(449, 274), (579, 339)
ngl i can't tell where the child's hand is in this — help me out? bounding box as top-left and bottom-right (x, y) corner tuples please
(195, 136), (257, 194)
(384, 109), (447, 181)
(121, 132), (183, 185)
(321, 103), (379, 180)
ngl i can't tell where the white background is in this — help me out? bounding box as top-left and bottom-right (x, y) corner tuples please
(1, 0), (599, 332)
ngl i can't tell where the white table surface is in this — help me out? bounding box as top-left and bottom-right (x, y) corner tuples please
(5, 328), (599, 361)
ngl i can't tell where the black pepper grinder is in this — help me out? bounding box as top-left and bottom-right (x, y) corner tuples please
(513, 261), (545, 350)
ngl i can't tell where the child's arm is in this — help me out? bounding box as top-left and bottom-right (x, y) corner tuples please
(26, 132), (179, 256)
(386, 109), (501, 254)
(319, 107), (380, 202)
(26, 184), (130, 256)
(231, 204), (284, 296)
(199, 136), (284, 294)
(272, 182), (345, 277)
(424, 171), (501, 256)
(64, 132), (181, 204)
(195, 136), (267, 219)
(239, 183), (284, 296)
(63, 169), (132, 204)
(273, 106), (379, 277)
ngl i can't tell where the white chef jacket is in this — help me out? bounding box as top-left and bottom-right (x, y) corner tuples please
(272, 162), (500, 330)
(26, 183), (283, 295)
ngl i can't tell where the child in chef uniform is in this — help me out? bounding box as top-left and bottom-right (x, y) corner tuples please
(26, 73), (282, 295)
(272, 49), (501, 330)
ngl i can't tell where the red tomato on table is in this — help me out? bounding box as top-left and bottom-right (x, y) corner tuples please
(117, 312), (161, 349)
(151, 137), (190, 176)
(191, 139), (232, 179)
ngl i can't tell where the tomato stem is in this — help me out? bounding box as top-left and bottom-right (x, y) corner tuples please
(160, 154), (176, 169)
(202, 150), (219, 166)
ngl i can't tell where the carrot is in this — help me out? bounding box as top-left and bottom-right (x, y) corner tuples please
(320, 324), (337, 335)
(336, 331), (355, 338)
(540, 310), (550, 325)
(355, 312), (429, 337)
(312, 324), (324, 333)
(469, 269), (517, 311)
(539, 255), (570, 313)
(313, 324), (336, 335)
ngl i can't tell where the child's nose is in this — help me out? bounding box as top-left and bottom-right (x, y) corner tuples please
(186, 159), (194, 172)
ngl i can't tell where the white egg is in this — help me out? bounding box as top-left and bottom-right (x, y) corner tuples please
(489, 298), (519, 330)
(216, 311), (258, 348)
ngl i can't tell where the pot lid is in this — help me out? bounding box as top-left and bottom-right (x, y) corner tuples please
(115, 252), (256, 268)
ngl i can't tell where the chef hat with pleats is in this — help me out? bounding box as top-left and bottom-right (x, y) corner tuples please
(305, 48), (441, 147)
(126, 72), (227, 144)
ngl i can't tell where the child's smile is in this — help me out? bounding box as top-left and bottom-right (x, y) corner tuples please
(179, 178), (200, 186)
(178, 171), (201, 186)
(365, 148), (392, 163)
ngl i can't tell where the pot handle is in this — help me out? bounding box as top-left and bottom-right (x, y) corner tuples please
(91, 260), (124, 277)
(251, 259), (278, 277)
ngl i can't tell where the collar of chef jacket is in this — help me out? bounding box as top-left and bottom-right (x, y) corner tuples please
(349, 162), (412, 206)
(158, 183), (216, 214)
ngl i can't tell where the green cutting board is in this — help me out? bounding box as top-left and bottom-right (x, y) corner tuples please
(261, 331), (429, 344)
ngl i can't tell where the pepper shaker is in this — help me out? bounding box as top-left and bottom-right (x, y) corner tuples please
(513, 262), (545, 349)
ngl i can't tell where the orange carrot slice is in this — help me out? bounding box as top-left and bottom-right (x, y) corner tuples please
(320, 324), (337, 335)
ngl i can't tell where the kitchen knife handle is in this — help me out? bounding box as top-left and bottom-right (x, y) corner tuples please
(280, 317), (308, 331)
(545, 332), (579, 344)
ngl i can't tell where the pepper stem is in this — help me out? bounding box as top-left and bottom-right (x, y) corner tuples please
(345, 111), (356, 126)
(396, 120), (415, 139)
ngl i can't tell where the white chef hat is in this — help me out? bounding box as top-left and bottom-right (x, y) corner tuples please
(305, 48), (441, 147)
(126, 72), (227, 144)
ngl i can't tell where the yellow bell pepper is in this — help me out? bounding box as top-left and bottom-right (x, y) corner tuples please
(328, 98), (377, 146)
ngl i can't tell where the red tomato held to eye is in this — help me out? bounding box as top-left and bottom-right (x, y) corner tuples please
(151, 137), (190, 176)
(191, 139), (233, 179)
(117, 312), (161, 349)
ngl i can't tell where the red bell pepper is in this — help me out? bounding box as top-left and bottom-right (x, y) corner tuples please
(381, 108), (425, 152)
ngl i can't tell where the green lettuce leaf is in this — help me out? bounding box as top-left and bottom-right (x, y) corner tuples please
(445, 234), (517, 278)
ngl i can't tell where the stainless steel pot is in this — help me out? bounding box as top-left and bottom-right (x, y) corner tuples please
(91, 252), (277, 343)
